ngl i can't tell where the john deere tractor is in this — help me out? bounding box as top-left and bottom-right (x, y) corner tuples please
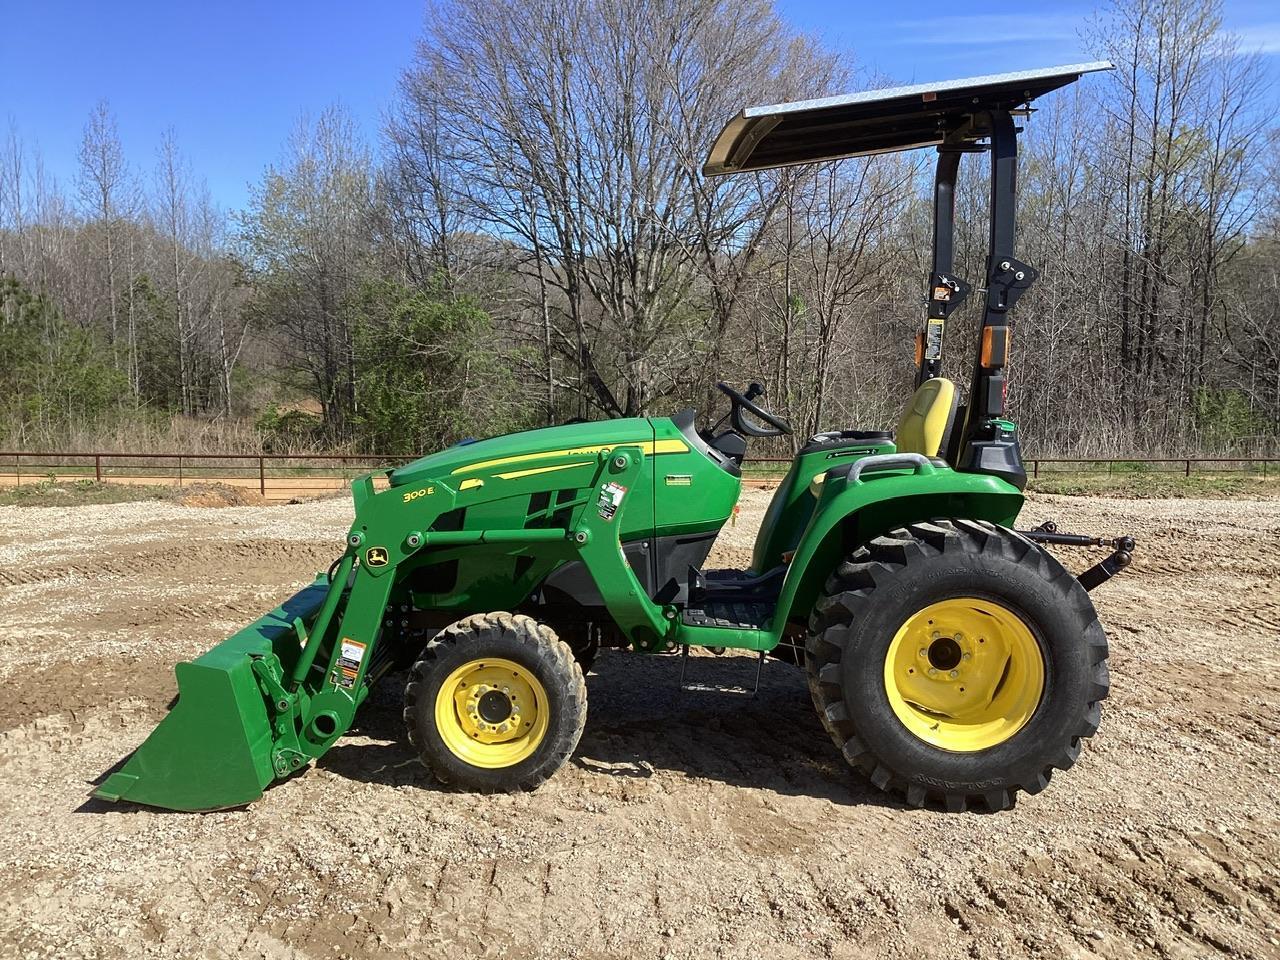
(97, 62), (1135, 814)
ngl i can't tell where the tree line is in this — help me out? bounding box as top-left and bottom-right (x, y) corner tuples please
(1, 0), (1276, 457)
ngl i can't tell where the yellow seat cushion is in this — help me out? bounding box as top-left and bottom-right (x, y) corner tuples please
(895, 378), (958, 458)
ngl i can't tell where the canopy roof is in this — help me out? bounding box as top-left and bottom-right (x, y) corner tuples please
(703, 61), (1112, 176)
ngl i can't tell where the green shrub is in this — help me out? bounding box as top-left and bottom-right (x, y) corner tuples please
(1111, 460), (1151, 474)
(1192, 387), (1270, 449)
(0, 276), (130, 435)
(349, 279), (537, 455)
(254, 406), (324, 452)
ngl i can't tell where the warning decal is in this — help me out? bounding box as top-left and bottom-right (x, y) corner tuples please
(336, 637), (366, 689)
(924, 318), (944, 361)
(597, 481), (627, 521)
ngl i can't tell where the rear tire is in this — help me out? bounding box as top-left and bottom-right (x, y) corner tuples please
(404, 612), (587, 791)
(806, 520), (1109, 812)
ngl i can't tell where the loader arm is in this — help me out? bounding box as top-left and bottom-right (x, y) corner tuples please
(94, 445), (671, 810)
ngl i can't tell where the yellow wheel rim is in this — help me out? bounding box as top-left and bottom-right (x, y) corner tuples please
(434, 658), (549, 768)
(884, 598), (1045, 752)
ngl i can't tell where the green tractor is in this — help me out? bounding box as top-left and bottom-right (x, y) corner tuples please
(96, 62), (1134, 814)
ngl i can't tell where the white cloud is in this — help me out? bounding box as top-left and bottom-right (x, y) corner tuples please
(1228, 22), (1280, 55)
(882, 14), (1085, 47)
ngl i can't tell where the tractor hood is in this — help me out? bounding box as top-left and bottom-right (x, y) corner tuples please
(387, 417), (661, 489)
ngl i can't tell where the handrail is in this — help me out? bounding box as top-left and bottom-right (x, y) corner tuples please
(844, 453), (935, 483)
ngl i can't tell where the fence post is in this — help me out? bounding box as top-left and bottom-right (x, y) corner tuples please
(177, 455), (183, 486)
(94, 454), (102, 482)
(259, 456), (266, 496)
(1185, 459), (1191, 477)
(1033, 459), (1039, 479)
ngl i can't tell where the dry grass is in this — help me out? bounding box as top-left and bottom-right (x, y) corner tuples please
(5, 408), (1275, 461)
(0, 412), (342, 456)
(1027, 473), (1280, 499)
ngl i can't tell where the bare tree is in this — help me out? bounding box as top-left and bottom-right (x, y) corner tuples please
(2, 0), (1276, 457)
(76, 101), (132, 368)
(240, 106), (376, 438)
(395, 0), (842, 419)
(153, 130), (200, 414)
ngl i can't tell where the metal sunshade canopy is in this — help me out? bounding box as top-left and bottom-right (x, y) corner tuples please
(703, 61), (1112, 176)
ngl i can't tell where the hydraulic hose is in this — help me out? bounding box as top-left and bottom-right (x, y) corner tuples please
(290, 552), (354, 689)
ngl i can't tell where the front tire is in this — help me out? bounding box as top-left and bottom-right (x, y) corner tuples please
(404, 612), (587, 791)
(806, 520), (1109, 812)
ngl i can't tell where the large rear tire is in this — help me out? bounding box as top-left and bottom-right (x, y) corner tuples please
(806, 519), (1109, 812)
(404, 612), (587, 791)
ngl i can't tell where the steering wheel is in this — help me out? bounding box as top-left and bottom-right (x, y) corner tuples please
(716, 381), (792, 438)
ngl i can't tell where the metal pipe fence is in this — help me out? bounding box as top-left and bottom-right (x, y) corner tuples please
(1, 451), (1275, 500)
(0, 451), (404, 501)
(1023, 457), (1275, 478)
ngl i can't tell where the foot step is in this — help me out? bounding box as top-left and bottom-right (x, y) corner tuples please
(682, 601), (772, 630)
(678, 646), (766, 696)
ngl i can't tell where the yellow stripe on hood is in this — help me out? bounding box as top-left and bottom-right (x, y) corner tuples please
(452, 439), (688, 475)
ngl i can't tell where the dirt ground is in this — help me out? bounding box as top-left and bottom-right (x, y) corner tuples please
(1, 488), (1278, 960)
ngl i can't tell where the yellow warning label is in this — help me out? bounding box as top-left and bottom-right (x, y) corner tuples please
(336, 637), (367, 689)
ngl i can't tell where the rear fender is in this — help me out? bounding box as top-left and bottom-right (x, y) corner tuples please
(772, 465), (1023, 631)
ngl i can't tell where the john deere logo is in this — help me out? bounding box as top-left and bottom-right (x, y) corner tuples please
(365, 547), (389, 567)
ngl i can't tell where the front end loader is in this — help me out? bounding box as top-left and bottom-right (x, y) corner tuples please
(97, 61), (1134, 813)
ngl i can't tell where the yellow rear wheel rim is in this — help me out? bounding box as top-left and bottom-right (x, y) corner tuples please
(884, 598), (1044, 752)
(434, 658), (549, 768)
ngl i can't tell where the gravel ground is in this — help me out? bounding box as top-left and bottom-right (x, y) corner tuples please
(0, 489), (1278, 960)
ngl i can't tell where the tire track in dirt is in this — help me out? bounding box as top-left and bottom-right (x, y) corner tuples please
(0, 654), (179, 733)
(1, 492), (1279, 959)
(0, 537), (337, 588)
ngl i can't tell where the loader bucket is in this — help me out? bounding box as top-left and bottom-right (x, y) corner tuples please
(94, 580), (330, 812)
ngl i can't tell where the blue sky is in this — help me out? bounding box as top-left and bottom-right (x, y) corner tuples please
(1, 1), (1277, 213)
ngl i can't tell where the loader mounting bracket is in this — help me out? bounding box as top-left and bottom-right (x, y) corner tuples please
(250, 654), (308, 776)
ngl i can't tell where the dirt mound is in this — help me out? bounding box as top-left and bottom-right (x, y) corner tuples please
(169, 482), (268, 507)
(0, 479), (272, 508)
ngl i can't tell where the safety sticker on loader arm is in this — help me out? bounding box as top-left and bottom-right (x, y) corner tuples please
(598, 482), (627, 521)
(335, 638), (366, 689)
(924, 318), (944, 361)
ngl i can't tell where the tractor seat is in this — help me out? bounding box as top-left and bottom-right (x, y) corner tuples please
(807, 377), (958, 499)
(895, 377), (958, 458)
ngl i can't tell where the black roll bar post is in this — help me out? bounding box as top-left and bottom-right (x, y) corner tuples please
(917, 145), (969, 387)
(955, 109), (1038, 476)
